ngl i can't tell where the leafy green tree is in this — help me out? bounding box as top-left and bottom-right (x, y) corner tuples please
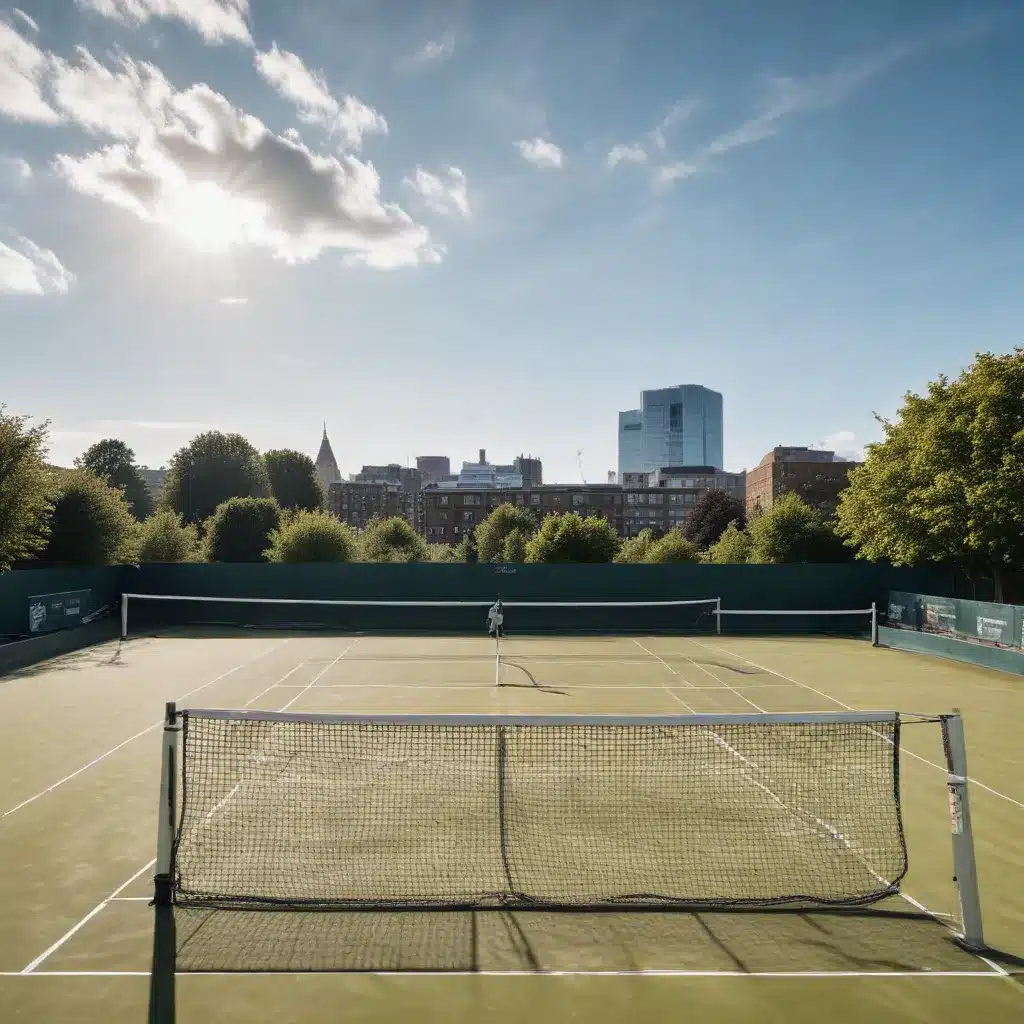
(644, 529), (700, 563)
(75, 438), (154, 520)
(614, 528), (655, 564)
(163, 431), (271, 526)
(37, 468), (137, 565)
(475, 503), (537, 563)
(684, 489), (746, 549)
(525, 512), (620, 564)
(265, 510), (357, 563)
(501, 528), (529, 563)
(748, 492), (849, 564)
(264, 449), (324, 512)
(0, 408), (53, 570)
(837, 349), (1024, 601)
(204, 497), (281, 562)
(136, 510), (199, 563)
(704, 521), (751, 564)
(359, 516), (428, 562)
(426, 542), (462, 562)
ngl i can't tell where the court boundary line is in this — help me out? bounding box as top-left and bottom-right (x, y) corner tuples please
(684, 637), (1024, 811)
(1, 641), (290, 820)
(273, 682), (799, 691)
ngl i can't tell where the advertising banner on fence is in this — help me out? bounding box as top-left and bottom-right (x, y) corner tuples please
(27, 590), (93, 634)
(887, 591), (1023, 651)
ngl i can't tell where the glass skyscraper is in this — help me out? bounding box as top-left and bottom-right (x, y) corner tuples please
(618, 385), (724, 478)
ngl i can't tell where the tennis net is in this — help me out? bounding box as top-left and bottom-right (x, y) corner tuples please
(121, 593), (721, 638)
(167, 709), (910, 911)
(716, 606), (879, 643)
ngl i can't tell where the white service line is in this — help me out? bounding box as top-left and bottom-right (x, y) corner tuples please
(20, 860), (156, 974)
(277, 639), (360, 712)
(685, 636), (1024, 811)
(1, 641), (289, 820)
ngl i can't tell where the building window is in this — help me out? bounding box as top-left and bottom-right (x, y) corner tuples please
(439, 496), (449, 507)
(530, 493), (541, 506)
(462, 511), (475, 523)
(649, 493), (663, 505)
(669, 402), (682, 432)
(463, 495), (481, 506)
(572, 494), (585, 507)
(626, 492), (638, 505)
(440, 513), (448, 522)
(684, 493), (696, 504)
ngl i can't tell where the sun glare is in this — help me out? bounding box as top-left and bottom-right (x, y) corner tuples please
(157, 181), (267, 253)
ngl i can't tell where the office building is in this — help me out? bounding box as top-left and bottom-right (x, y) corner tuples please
(328, 480), (403, 531)
(618, 385), (724, 478)
(416, 456), (451, 487)
(745, 447), (860, 518)
(433, 449), (541, 490)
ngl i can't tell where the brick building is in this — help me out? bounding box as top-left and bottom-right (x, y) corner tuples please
(328, 481), (404, 531)
(745, 447), (860, 518)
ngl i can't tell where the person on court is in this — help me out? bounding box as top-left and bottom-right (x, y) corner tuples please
(487, 600), (504, 639)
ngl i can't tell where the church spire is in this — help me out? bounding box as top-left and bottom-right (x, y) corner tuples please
(315, 423), (340, 492)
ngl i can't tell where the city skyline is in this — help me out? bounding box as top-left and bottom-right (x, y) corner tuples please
(4, 2), (1022, 483)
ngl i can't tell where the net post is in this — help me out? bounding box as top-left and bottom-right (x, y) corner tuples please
(941, 711), (986, 952)
(154, 702), (178, 905)
(715, 597), (722, 635)
(871, 602), (879, 646)
(121, 593), (129, 641)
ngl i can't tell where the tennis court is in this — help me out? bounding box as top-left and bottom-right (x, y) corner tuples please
(1, 608), (1022, 1022)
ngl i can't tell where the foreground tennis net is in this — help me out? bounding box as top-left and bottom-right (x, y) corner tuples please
(153, 706), (984, 950)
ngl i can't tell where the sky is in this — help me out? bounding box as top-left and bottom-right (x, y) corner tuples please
(2, 0), (1022, 483)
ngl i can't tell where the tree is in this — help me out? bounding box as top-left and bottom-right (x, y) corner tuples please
(37, 468), (137, 566)
(501, 528), (529, 563)
(837, 349), (1024, 601)
(359, 516), (428, 562)
(0, 408), (53, 571)
(684, 489), (746, 550)
(264, 449), (324, 512)
(204, 497), (281, 562)
(475, 503), (537, 563)
(136, 510), (199, 563)
(614, 529), (655, 564)
(265, 510), (356, 563)
(644, 530), (700, 563)
(75, 438), (154, 520)
(427, 543), (463, 563)
(704, 521), (750, 564)
(525, 512), (620, 564)
(163, 431), (271, 526)
(748, 492), (849, 564)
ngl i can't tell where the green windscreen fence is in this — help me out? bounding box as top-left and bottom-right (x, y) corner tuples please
(887, 591), (1024, 650)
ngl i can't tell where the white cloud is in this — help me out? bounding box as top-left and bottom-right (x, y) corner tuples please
(402, 166), (469, 217)
(12, 9), (40, 33)
(0, 21), (61, 123)
(606, 143), (647, 169)
(516, 137), (564, 169)
(0, 236), (74, 295)
(74, 0), (252, 46)
(254, 44), (387, 150)
(821, 431), (865, 462)
(218, 295), (247, 304)
(1, 155), (33, 181)
(49, 51), (437, 268)
(412, 33), (455, 65)
(650, 98), (699, 151)
(653, 161), (697, 190)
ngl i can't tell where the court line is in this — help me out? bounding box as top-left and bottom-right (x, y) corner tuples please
(274, 682), (798, 691)
(1, 641), (289, 821)
(0, 969), (1008, 978)
(631, 641), (696, 690)
(684, 637), (1024, 811)
(20, 860), (156, 974)
(277, 639), (360, 713)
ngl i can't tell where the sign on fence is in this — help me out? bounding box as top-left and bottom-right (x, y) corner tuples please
(27, 590), (93, 634)
(888, 590), (1023, 651)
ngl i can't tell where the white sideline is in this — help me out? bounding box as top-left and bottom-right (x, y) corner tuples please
(1, 641), (289, 821)
(685, 637), (1024, 811)
(0, 969), (1009, 979)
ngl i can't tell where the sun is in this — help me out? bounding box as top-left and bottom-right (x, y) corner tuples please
(156, 180), (266, 253)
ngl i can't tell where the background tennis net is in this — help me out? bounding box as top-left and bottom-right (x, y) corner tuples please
(171, 709), (908, 911)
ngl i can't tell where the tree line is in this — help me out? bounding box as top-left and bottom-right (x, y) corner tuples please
(1, 347), (1022, 588)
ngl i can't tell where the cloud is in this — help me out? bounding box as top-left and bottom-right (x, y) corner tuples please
(653, 161), (697, 190)
(606, 143), (647, 169)
(822, 430), (865, 461)
(218, 295), (247, 305)
(49, 51), (438, 268)
(516, 137), (564, 170)
(650, 98), (699, 151)
(402, 166), (469, 217)
(1, 155), (33, 181)
(254, 44), (387, 150)
(12, 9), (39, 33)
(410, 33), (455, 66)
(74, 0), (252, 46)
(0, 236), (74, 295)
(0, 21), (61, 123)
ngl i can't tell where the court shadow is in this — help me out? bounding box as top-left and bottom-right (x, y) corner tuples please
(500, 660), (570, 695)
(170, 905), (995, 975)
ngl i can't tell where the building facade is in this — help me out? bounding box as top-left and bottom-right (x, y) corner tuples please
(328, 480), (403, 531)
(416, 456), (451, 487)
(617, 410), (643, 480)
(745, 447), (860, 518)
(432, 449), (540, 490)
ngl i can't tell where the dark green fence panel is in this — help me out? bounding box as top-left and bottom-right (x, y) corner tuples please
(886, 591), (1024, 650)
(0, 567), (122, 641)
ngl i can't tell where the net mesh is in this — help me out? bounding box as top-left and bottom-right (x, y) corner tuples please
(173, 712), (907, 911)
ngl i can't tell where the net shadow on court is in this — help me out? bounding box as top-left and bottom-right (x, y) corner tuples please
(168, 904), (988, 974)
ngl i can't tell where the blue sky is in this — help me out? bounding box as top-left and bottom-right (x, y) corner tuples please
(2, 0), (1022, 483)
